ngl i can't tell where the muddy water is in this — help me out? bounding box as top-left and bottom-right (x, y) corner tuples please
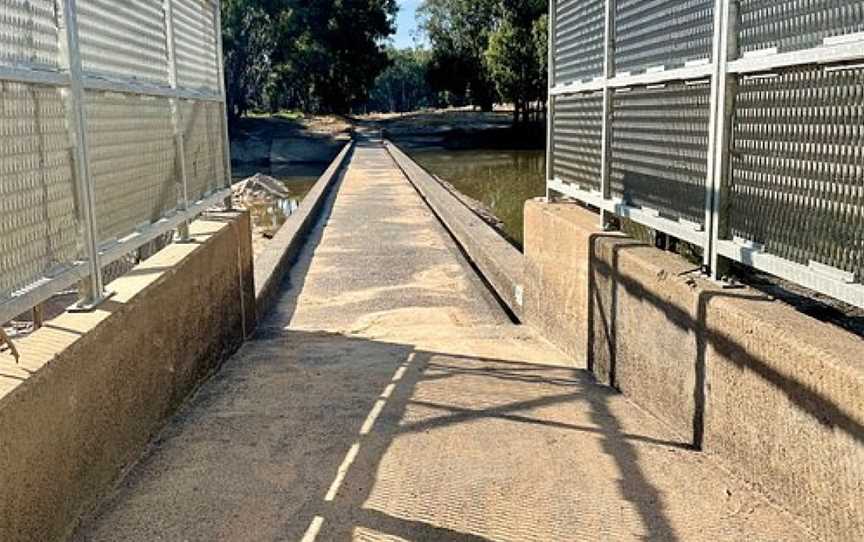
(233, 162), (324, 236)
(407, 148), (546, 248)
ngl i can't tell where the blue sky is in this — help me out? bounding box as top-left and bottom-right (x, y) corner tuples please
(393, 0), (423, 48)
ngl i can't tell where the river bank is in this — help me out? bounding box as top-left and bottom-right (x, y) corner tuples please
(231, 110), (545, 254)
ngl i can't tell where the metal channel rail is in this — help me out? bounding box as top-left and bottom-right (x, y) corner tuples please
(0, 0), (232, 326)
(547, 0), (864, 309)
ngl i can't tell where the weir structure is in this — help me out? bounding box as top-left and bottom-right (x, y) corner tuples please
(0, 1), (862, 541)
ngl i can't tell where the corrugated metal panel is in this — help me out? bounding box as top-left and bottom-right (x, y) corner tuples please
(614, 0), (714, 75)
(85, 91), (178, 244)
(77, 0), (169, 84)
(554, 0), (605, 85)
(181, 99), (224, 201)
(0, 1), (59, 68)
(0, 82), (78, 298)
(552, 91), (604, 192)
(730, 65), (864, 281)
(173, 0), (219, 91)
(739, 0), (864, 55)
(611, 81), (711, 225)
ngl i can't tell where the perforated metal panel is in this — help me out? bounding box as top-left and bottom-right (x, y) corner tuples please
(552, 91), (603, 192)
(0, 82), (78, 298)
(738, 0), (864, 55)
(181, 99), (225, 201)
(611, 82), (711, 225)
(173, 0), (219, 91)
(85, 91), (178, 244)
(0, 1), (59, 68)
(614, 0), (714, 75)
(76, 0), (169, 84)
(730, 66), (864, 282)
(554, 0), (605, 85)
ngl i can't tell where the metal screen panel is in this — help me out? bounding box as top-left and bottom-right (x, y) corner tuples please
(0, 82), (78, 297)
(86, 91), (178, 244)
(614, 0), (714, 75)
(554, 0), (605, 85)
(0, 1), (59, 68)
(552, 91), (603, 192)
(181, 99), (225, 201)
(738, 0), (864, 55)
(173, 0), (219, 91)
(729, 65), (864, 283)
(77, 0), (169, 84)
(610, 81), (711, 225)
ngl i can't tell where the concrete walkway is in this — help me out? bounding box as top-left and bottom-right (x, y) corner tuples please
(74, 140), (811, 541)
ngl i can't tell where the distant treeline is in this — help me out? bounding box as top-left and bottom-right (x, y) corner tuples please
(222, 0), (548, 124)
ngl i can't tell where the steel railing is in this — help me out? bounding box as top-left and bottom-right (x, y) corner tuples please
(547, 0), (864, 309)
(0, 0), (232, 325)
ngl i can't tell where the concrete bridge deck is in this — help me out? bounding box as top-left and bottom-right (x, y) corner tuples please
(73, 140), (810, 541)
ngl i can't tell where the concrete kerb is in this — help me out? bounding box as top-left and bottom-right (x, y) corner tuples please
(254, 140), (355, 318)
(0, 213), (255, 542)
(384, 140), (525, 321)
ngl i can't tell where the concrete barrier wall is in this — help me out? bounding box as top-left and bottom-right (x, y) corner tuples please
(523, 199), (864, 540)
(0, 212), (255, 542)
(386, 141), (525, 320)
(255, 141), (354, 318)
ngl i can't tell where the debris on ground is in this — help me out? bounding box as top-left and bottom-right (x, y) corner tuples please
(232, 173), (292, 204)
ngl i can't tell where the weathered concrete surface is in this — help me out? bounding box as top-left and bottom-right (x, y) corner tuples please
(0, 212), (255, 542)
(255, 141), (353, 318)
(523, 198), (613, 361)
(72, 140), (812, 541)
(524, 199), (864, 541)
(385, 140), (525, 320)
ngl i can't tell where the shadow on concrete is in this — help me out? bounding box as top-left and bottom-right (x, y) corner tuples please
(585, 234), (864, 454)
(73, 326), (687, 542)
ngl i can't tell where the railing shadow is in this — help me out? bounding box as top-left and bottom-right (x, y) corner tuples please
(73, 327), (686, 541)
(585, 232), (864, 453)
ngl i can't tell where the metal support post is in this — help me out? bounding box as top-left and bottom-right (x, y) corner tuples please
(545, 0), (557, 201)
(58, 0), (108, 310)
(599, 0), (616, 230)
(214, 3), (234, 210)
(704, 0), (738, 279)
(164, 0), (191, 242)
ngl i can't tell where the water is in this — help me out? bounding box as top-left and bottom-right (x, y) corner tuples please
(408, 148), (547, 248)
(233, 162), (325, 236)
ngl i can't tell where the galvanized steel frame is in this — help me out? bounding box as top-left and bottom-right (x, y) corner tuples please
(0, 0), (230, 325)
(547, 0), (864, 309)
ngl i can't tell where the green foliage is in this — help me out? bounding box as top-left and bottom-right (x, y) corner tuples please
(221, 0), (397, 119)
(365, 48), (438, 113)
(419, 0), (500, 111)
(221, 0), (275, 123)
(419, 0), (548, 120)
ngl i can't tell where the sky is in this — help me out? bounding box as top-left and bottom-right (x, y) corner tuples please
(393, 0), (423, 48)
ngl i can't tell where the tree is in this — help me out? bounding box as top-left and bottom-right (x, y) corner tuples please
(222, 0), (398, 118)
(221, 0), (275, 124)
(365, 48), (437, 113)
(484, 0), (547, 124)
(419, 0), (499, 111)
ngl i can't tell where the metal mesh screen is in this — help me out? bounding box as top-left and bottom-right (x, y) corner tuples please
(738, 0), (864, 55)
(614, 0), (714, 75)
(174, 0), (219, 91)
(0, 82), (78, 297)
(0, 1), (59, 68)
(552, 91), (604, 192)
(554, 0), (605, 85)
(729, 65), (864, 282)
(76, 0), (169, 84)
(181, 99), (225, 201)
(610, 81), (711, 225)
(86, 91), (178, 244)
